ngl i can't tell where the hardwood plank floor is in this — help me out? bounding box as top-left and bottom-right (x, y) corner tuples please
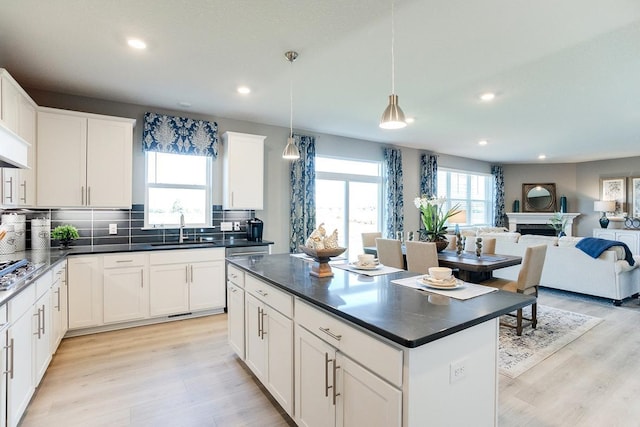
(20, 289), (640, 426)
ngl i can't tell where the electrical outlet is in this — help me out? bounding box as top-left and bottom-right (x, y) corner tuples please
(233, 221), (241, 231)
(220, 222), (232, 231)
(108, 224), (118, 235)
(450, 359), (467, 383)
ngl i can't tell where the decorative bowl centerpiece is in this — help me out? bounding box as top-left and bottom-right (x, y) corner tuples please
(298, 245), (346, 278)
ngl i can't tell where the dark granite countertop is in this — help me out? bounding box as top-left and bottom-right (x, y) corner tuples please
(0, 239), (273, 307)
(227, 253), (536, 348)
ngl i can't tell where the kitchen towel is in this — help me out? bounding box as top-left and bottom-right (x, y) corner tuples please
(391, 276), (498, 300)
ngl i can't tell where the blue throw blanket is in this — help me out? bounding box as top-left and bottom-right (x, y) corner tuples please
(575, 237), (635, 266)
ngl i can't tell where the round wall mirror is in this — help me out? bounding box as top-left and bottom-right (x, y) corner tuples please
(522, 183), (557, 212)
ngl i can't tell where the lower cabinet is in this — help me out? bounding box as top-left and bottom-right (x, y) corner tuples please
(593, 228), (640, 256)
(67, 255), (103, 329)
(32, 281), (52, 385)
(294, 321), (402, 427)
(103, 253), (148, 324)
(226, 279), (245, 358)
(243, 276), (294, 417)
(50, 262), (68, 353)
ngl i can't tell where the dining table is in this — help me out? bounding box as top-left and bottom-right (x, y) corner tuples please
(363, 246), (523, 283)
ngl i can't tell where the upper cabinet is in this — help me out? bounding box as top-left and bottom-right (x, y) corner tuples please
(222, 131), (265, 210)
(37, 107), (135, 208)
(0, 69), (36, 207)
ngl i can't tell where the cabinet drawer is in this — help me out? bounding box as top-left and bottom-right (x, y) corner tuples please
(35, 269), (53, 298)
(295, 298), (403, 388)
(227, 264), (245, 288)
(8, 285), (35, 322)
(149, 248), (224, 265)
(103, 252), (147, 268)
(245, 275), (292, 318)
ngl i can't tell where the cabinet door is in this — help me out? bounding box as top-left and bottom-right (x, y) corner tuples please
(1, 331), (5, 427)
(17, 96), (36, 206)
(593, 229), (616, 241)
(67, 256), (103, 329)
(244, 293), (267, 382)
(335, 354), (402, 427)
(0, 75), (19, 133)
(295, 325), (336, 427)
(189, 260), (225, 311)
(227, 282), (245, 358)
(149, 264), (190, 316)
(33, 291), (52, 385)
(223, 132), (265, 209)
(265, 305), (293, 416)
(86, 118), (133, 207)
(1, 168), (19, 206)
(37, 112), (87, 207)
(50, 277), (63, 353)
(103, 266), (148, 323)
(7, 311), (34, 427)
(614, 230), (640, 256)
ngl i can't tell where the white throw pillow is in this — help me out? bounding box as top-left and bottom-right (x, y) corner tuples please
(557, 236), (583, 247)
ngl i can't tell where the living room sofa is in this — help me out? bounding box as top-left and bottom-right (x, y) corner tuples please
(476, 232), (640, 305)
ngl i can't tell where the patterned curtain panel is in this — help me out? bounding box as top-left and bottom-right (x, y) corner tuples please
(420, 154), (438, 197)
(289, 134), (316, 253)
(491, 165), (507, 227)
(383, 148), (404, 239)
(142, 112), (218, 157)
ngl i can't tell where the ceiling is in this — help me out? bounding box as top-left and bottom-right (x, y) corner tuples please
(1, 0), (640, 164)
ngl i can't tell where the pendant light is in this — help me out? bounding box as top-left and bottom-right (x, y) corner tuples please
(379, 0), (407, 129)
(282, 50), (301, 160)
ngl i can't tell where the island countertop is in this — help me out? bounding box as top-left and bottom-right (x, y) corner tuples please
(227, 253), (535, 348)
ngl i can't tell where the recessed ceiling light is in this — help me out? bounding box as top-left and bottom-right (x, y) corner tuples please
(479, 92), (496, 102)
(237, 86), (251, 94)
(478, 139), (488, 146)
(178, 101), (192, 108)
(538, 154), (547, 160)
(127, 38), (147, 49)
(405, 117), (415, 124)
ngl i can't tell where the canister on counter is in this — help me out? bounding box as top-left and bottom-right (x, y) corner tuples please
(2, 214), (26, 251)
(0, 224), (16, 255)
(31, 218), (51, 250)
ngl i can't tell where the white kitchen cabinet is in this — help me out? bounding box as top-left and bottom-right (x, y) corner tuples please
(222, 131), (265, 210)
(16, 95), (37, 206)
(67, 255), (103, 329)
(0, 70), (29, 170)
(50, 261), (68, 353)
(593, 228), (640, 256)
(0, 305), (8, 427)
(33, 274), (53, 385)
(243, 275), (293, 416)
(1, 168), (19, 207)
(103, 253), (149, 324)
(294, 310), (402, 427)
(149, 248), (225, 317)
(227, 264), (245, 359)
(37, 107), (135, 208)
(6, 286), (35, 427)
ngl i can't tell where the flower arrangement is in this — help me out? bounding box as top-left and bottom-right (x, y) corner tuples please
(414, 195), (461, 242)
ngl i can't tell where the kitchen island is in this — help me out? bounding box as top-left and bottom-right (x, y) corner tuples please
(227, 253), (535, 427)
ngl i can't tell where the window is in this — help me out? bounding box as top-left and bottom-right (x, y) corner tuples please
(145, 152), (212, 227)
(315, 157), (382, 256)
(437, 169), (493, 226)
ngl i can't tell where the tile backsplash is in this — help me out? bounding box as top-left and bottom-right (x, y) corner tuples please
(1, 205), (255, 250)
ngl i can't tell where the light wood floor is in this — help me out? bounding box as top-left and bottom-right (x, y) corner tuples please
(20, 290), (640, 427)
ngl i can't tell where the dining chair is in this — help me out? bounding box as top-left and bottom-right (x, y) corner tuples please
(480, 244), (547, 336)
(375, 238), (405, 269)
(464, 237), (496, 254)
(405, 241), (438, 274)
(361, 232), (382, 248)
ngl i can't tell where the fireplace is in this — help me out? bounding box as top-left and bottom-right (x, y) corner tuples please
(516, 224), (556, 236)
(506, 212), (581, 237)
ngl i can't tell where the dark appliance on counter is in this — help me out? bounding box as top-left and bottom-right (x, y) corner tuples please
(246, 218), (264, 242)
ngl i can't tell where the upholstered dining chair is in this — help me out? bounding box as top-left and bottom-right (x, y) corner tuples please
(464, 237), (497, 254)
(375, 238), (405, 269)
(362, 232), (382, 249)
(480, 244), (547, 336)
(405, 241), (438, 274)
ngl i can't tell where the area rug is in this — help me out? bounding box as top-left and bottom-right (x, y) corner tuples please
(498, 305), (603, 378)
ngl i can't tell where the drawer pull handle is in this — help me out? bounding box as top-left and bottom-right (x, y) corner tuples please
(5, 338), (14, 379)
(256, 289), (268, 297)
(319, 327), (342, 341)
(116, 259), (134, 263)
(332, 360), (341, 405)
(325, 352), (332, 397)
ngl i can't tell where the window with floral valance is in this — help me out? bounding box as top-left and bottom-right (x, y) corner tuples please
(142, 112), (218, 157)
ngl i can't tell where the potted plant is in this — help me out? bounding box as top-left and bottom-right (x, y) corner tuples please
(414, 195), (461, 251)
(51, 224), (79, 248)
(548, 212), (568, 237)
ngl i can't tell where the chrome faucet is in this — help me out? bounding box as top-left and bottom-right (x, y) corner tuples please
(179, 213), (185, 243)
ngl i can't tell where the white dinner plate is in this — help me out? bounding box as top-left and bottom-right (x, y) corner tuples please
(417, 277), (463, 290)
(349, 262), (383, 271)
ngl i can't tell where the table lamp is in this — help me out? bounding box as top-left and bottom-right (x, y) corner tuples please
(448, 210), (467, 235)
(594, 200), (616, 228)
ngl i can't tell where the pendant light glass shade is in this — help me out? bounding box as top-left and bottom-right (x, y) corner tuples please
(380, 94), (407, 129)
(283, 50), (300, 160)
(282, 136), (299, 159)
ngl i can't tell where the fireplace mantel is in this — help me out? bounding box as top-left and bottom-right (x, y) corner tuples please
(506, 213), (581, 237)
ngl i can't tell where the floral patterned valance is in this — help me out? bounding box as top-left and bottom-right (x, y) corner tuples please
(142, 112), (218, 157)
